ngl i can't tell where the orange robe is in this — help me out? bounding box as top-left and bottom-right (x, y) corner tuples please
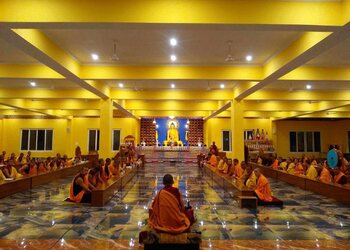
(319, 167), (332, 184)
(334, 171), (346, 184)
(255, 174), (272, 202)
(271, 159), (278, 170)
(208, 155), (217, 168)
(234, 164), (243, 178)
(149, 189), (190, 234)
(38, 163), (47, 173)
(294, 163), (304, 175)
(29, 165), (37, 176)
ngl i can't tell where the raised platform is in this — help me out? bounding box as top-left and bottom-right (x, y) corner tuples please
(138, 146), (202, 163)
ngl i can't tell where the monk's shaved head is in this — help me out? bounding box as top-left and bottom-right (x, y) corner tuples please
(163, 174), (174, 186)
(254, 168), (261, 177)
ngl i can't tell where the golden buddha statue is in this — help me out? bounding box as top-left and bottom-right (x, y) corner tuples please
(163, 121), (182, 146)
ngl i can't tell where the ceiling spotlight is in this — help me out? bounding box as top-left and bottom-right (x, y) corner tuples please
(91, 53), (99, 61)
(29, 81), (36, 87)
(170, 38), (177, 46)
(171, 83), (175, 88)
(246, 55), (253, 61)
(170, 54), (177, 62)
(306, 84), (312, 90)
(118, 83), (124, 88)
(153, 119), (156, 124)
(220, 83), (225, 89)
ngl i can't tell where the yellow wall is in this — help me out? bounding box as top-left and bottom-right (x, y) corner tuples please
(2, 118), (69, 158)
(275, 120), (350, 158)
(204, 117), (272, 159)
(0, 117), (140, 158)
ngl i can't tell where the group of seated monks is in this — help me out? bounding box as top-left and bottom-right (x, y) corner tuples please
(0, 150), (82, 181)
(200, 149), (275, 204)
(268, 154), (349, 186)
(69, 154), (142, 203)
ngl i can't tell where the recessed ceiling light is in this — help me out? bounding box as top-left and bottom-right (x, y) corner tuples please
(246, 55), (253, 61)
(170, 54), (177, 62)
(220, 83), (225, 89)
(118, 83), (124, 88)
(171, 83), (175, 88)
(306, 84), (312, 90)
(170, 38), (177, 46)
(29, 81), (36, 87)
(91, 53), (99, 61)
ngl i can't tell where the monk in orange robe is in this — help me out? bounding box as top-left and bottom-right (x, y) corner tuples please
(149, 174), (190, 234)
(294, 163), (305, 175)
(271, 158), (279, 170)
(207, 149), (218, 168)
(253, 168), (272, 202)
(319, 162), (332, 184)
(334, 167), (347, 185)
(233, 159), (243, 179)
(69, 167), (95, 203)
(37, 161), (48, 173)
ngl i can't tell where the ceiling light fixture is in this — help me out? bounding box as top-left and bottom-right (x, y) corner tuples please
(118, 83), (124, 88)
(220, 83), (225, 89)
(306, 84), (312, 90)
(91, 53), (99, 61)
(29, 81), (36, 87)
(171, 83), (175, 88)
(170, 54), (177, 62)
(111, 40), (119, 61)
(170, 38), (177, 46)
(225, 40), (235, 62)
(246, 55), (253, 61)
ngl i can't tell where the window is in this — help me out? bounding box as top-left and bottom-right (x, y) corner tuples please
(244, 129), (253, 140)
(88, 129), (100, 151)
(20, 129), (53, 151)
(112, 129), (121, 151)
(222, 130), (231, 152)
(289, 131), (321, 153)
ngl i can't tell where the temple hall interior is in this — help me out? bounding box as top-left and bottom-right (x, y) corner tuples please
(0, 0), (349, 249)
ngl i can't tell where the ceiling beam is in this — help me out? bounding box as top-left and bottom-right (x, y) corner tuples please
(112, 101), (139, 120)
(80, 65), (263, 81)
(111, 89), (233, 101)
(245, 90), (350, 102)
(204, 102), (231, 120)
(0, 28), (110, 99)
(0, 88), (98, 99)
(0, 0), (345, 28)
(0, 99), (68, 119)
(235, 22), (350, 100)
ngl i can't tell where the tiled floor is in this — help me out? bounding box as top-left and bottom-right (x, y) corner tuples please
(0, 162), (349, 249)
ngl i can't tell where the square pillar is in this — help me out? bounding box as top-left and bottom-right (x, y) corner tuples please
(99, 99), (113, 159)
(231, 100), (245, 161)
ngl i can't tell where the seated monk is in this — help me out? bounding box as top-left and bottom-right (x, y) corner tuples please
(85, 166), (103, 188)
(217, 157), (225, 173)
(28, 160), (38, 176)
(294, 162), (305, 175)
(149, 174), (191, 234)
(217, 157), (229, 174)
(108, 158), (120, 178)
(271, 157), (279, 170)
(305, 161), (318, 180)
(279, 160), (288, 171)
(233, 159), (243, 179)
(0, 165), (6, 181)
(253, 168), (272, 202)
(3, 160), (22, 179)
(319, 161), (332, 184)
(286, 158), (296, 174)
(69, 166), (96, 203)
(240, 163), (256, 188)
(333, 167), (347, 185)
(37, 160), (48, 173)
(207, 149), (218, 168)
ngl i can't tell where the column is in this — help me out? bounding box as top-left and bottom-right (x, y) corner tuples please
(231, 100), (245, 161)
(99, 99), (113, 159)
(66, 118), (73, 156)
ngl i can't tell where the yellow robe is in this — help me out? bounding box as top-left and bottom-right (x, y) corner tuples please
(0, 170), (6, 181)
(217, 159), (224, 171)
(255, 174), (272, 202)
(305, 164), (318, 180)
(279, 162), (287, 171)
(287, 162), (295, 174)
(245, 172), (257, 189)
(8, 167), (22, 179)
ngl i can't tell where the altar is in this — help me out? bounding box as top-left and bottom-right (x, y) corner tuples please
(137, 146), (201, 163)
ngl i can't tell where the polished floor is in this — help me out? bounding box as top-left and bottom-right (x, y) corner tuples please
(0, 162), (349, 249)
